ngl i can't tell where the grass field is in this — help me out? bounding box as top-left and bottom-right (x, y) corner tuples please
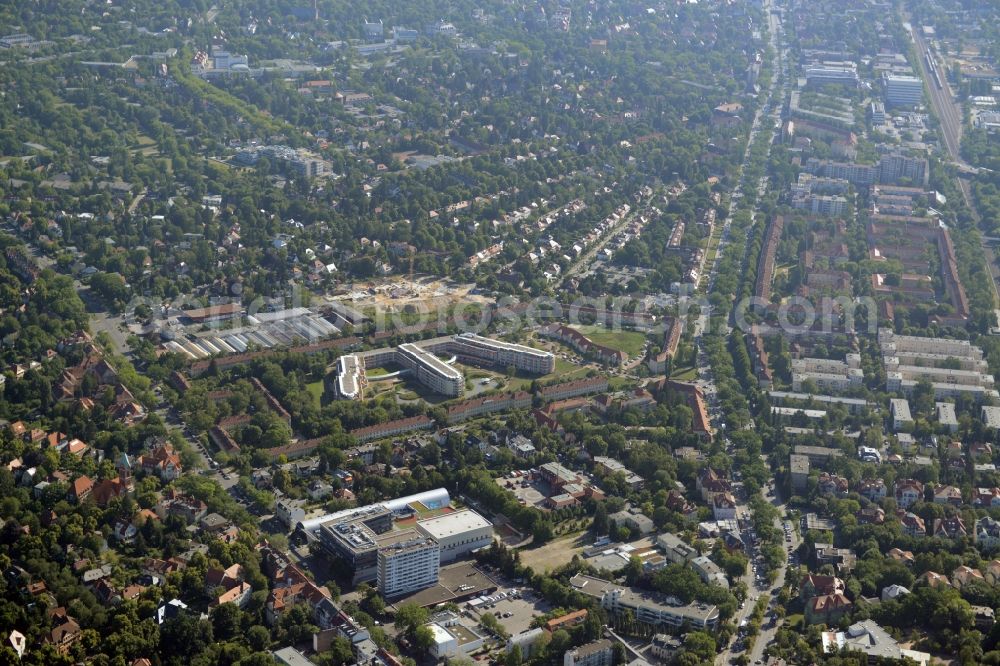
(487, 356), (590, 391)
(132, 134), (161, 157)
(572, 325), (647, 357)
(672, 366), (698, 381)
(305, 381), (324, 407)
(518, 532), (590, 573)
(608, 376), (634, 390)
(366, 365), (398, 377)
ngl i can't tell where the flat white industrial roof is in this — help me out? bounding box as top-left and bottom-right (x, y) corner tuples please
(417, 509), (492, 539)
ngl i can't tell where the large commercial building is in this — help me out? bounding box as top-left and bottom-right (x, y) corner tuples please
(397, 343), (465, 397)
(307, 490), (492, 593)
(336, 334), (554, 401)
(317, 506), (396, 584)
(450, 333), (555, 374)
(870, 101), (886, 125)
(805, 63), (859, 88)
(885, 75), (924, 107)
(334, 354), (365, 400)
(415, 510), (494, 562)
(376, 534), (440, 598)
(298, 488), (451, 534)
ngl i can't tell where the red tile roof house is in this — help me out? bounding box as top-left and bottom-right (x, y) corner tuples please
(712, 492), (738, 520)
(898, 511), (926, 537)
(665, 490), (699, 521)
(856, 506), (885, 525)
(91, 477), (130, 507)
(951, 565), (985, 589)
(697, 468), (731, 501)
(140, 441), (183, 480)
(265, 565), (331, 626)
(804, 593), (852, 625)
(44, 607), (82, 655)
(538, 324), (627, 365)
(69, 475), (94, 503)
(205, 564), (244, 595)
(887, 548), (915, 566)
(156, 490), (208, 523)
(917, 571), (951, 588)
(817, 473), (849, 497)
(800, 574), (845, 601)
(212, 582), (252, 608)
(856, 478), (887, 502)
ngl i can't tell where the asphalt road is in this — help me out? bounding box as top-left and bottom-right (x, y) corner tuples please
(745, 486), (800, 665)
(560, 189), (658, 286)
(26, 243), (131, 354)
(706, 0), (789, 661)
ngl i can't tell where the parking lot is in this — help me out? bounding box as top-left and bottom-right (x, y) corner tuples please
(467, 589), (552, 636)
(494, 473), (548, 509)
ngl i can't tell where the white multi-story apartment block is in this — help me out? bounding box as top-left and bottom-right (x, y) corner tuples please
(890, 398), (913, 431)
(809, 195), (848, 217)
(598, 582), (719, 629)
(936, 402), (959, 432)
(564, 640), (614, 666)
(879, 329), (980, 357)
(377, 534), (440, 598)
(983, 406), (1000, 431)
(570, 575), (719, 630)
(885, 361), (993, 388)
(879, 330), (999, 401)
(792, 354), (863, 392)
(879, 153), (929, 187)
